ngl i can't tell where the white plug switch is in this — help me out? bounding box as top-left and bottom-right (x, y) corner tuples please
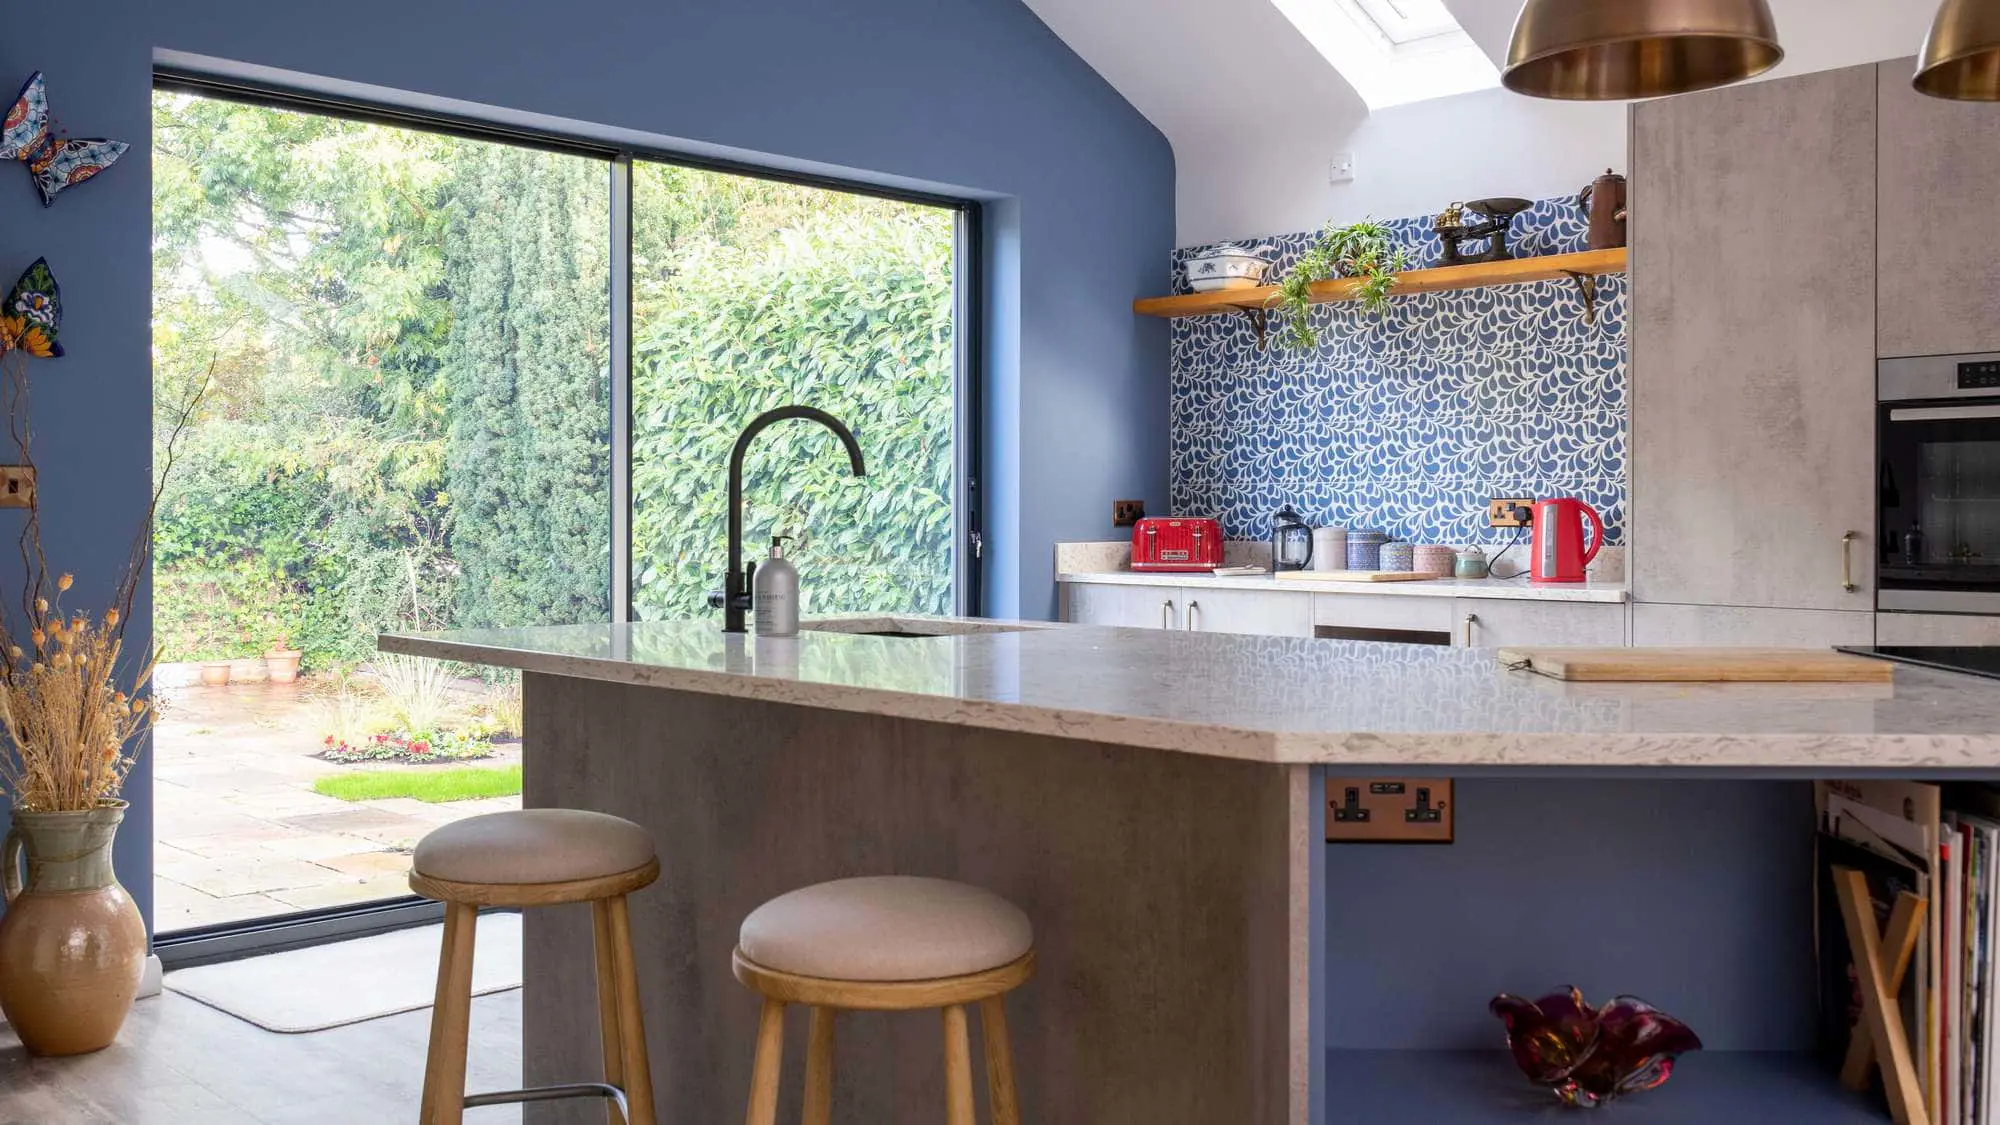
(1329, 152), (1356, 184)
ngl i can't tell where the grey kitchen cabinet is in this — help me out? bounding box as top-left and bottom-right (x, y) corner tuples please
(1879, 59), (2000, 357)
(1629, 63), (1877, 615)
(1454, 600), (1626, 648)
(1064, 582), (1182, 630)
(1631, 604), (1875, 648)
(1877, 613), (2000, 646)
(1179, 587), (1314, 637)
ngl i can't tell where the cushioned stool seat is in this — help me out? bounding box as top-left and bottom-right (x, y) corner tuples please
(733, 876), (1035, 1125)
(412, 808), (655, 886)
(740, 875), (1033, 981)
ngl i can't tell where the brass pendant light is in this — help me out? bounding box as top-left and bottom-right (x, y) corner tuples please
(1503, 0), (1784, 101)
(1915, 0), (2000, 101)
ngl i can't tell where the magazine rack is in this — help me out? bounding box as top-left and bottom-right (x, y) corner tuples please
(1833, 866), (1932, 1125)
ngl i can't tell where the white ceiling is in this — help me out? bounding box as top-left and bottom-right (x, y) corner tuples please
(1021, 0), (1942, 244)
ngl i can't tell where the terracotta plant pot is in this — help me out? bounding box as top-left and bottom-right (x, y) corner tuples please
(264, 648), (302, 684)
(228, 656), (267, 684)
(0, 801), (146, 1056)
(198, 660), (230, 686)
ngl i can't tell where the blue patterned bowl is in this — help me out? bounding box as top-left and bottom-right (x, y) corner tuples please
(1346, 539), (1382, 571)
(1379, 542), (1414, 572)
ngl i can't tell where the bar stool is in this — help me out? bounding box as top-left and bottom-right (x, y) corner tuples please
(733, 876), (1034, 1125)
(410, 809), (659, 1125)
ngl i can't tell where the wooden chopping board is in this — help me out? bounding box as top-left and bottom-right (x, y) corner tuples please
(1496, 646), (1894, 683)
(1283, 570), (1442, 583)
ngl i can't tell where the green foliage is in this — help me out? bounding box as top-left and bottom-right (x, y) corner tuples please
(312, 764), (520, 802)
(629, 169), (955, 619)
(152, 94), (956, 664)
(1276, 219), (1410, 349)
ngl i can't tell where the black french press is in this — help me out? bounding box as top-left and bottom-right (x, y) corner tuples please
(1270, 505), (1314, 572)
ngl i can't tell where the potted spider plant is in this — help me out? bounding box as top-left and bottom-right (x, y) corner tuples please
(1272, 218), (1410, 350)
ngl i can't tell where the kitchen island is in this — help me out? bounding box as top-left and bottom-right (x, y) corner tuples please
(381, 619), (2000, 1125)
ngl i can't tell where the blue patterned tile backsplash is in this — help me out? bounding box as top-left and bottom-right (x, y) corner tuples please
(1169, 196), (1627, 548)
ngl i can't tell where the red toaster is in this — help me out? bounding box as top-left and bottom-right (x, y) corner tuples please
(1130, 517), (1224, 573)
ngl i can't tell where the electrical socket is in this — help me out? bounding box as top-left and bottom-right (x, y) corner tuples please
(1487, 497), (1534, 528)
(1329, 152), (1356, 184)
(0, 466), (35, 509)
(1325, 777), (1453, 844)
(1112, 499), (1146, 527)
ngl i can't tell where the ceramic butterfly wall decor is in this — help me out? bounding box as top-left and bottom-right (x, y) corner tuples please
(0, 259), (63, 359)
(0, 72), (127, 207)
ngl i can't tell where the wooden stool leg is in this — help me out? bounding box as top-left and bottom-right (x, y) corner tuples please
(607, 895), (657, 1125)
(420, 902), (480, 1125)
(942, 1005), (976, 1125)
(802, 1006), (836, 1125)
(592, 899), (628, 1125)
(745, 998), (787, 1125)
(978, 997), (1020, 1125)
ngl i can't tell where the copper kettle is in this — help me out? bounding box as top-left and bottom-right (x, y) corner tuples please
(1577, 170), (1627, 250)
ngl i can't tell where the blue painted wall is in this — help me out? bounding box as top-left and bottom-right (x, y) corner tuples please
(1171, 199), (1627, 547)
(3, 0), (1174, 936)
(1325, 779), (1817, 1052)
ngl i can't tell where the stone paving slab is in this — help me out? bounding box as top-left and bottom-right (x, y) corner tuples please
(151, 680), (520, 935)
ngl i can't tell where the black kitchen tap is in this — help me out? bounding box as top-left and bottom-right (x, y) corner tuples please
(709, 405), (866, 633)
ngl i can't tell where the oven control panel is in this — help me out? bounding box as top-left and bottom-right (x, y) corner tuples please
(1960, 360), (2000, 389)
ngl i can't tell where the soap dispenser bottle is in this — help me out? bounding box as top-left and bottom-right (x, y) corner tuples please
(753, 535), (799, 637)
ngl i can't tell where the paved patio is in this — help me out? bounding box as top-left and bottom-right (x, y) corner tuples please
(152, 679), (520, 933)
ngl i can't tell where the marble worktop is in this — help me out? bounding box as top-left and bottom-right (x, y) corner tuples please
(1054, 539), (1628, 603)
(381, 618), (2000, 770)
(1058, 568), (1629, 604)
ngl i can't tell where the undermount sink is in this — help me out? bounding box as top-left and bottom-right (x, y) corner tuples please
(798, 616), (1038, 638)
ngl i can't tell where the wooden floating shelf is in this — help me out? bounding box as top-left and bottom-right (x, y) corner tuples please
(1132, 247), (1629, 319)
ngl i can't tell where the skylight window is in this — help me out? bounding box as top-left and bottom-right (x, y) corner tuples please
(1272, 0), (1501, 110)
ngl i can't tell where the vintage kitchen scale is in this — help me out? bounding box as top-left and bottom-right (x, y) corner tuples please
(1432, 197), (1533, 266)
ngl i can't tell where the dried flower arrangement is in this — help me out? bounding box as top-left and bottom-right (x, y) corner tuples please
(0, 260), (203, 812)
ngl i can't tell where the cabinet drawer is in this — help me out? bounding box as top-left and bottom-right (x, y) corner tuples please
(1312, 594), (1453, 634)
(1877, 612), (2000, 646)
(1455, 600), (1626, 648)
(1631, 604), (1875, 648)
(1181, 588), (1312, 638)
(1064, 582), (1180, 630)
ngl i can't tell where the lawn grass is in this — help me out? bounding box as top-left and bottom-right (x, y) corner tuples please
(312, 764), (522, 804)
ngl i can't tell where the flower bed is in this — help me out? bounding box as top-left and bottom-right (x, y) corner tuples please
(317, 730), (492, 764)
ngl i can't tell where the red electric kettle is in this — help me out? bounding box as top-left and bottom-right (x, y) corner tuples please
(1529, 497), (1604, 583)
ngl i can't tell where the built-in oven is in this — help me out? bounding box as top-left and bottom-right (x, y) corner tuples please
(1878, 352), (2000, 614)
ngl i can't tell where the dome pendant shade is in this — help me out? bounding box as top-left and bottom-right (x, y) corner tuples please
(1504, 0), (1784, 101)
(1915, 0), (2000, 101)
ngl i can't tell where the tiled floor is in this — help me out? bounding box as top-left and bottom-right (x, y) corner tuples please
(152, 680), (520, 932)
(0, 989), (523, 1124)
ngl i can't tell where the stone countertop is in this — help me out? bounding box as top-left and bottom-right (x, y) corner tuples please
(1057, 568), (1629, 604)
(380, 618), (2000, 770)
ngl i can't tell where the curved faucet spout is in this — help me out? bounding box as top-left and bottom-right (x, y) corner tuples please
(717, 405), (868, 633)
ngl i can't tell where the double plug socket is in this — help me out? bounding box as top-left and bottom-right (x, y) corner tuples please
(1326, 778), (1454, 844)
(1487, 498), (1534, 528)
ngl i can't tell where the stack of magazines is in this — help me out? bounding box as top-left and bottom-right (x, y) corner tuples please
(1818, 780), (2000, 1125)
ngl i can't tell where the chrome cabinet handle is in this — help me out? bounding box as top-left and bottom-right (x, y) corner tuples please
(1187, 600), (1202, 631)
(1462, 612), (1478, 647)
(1162, 599), (1175, 629)
(1841, 531), (1858, 593)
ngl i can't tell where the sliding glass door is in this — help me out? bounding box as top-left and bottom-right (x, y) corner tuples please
(152, 91), (611, 936)
(151, 82), (972, 946)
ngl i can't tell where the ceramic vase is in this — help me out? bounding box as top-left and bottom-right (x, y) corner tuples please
(0, 801), (146, 1056)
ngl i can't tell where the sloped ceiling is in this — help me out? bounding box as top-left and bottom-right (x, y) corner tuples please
(1022, 0), (1939, 244)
